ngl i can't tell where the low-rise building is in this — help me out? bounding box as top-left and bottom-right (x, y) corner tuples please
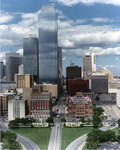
(8, 95), (25, 121)
(30, 91), (52, 121)
(98, 93), (116, 104)
(68, 93), (93, 118)
(68, 79), (89, 96)
(35, 83), (58, 103)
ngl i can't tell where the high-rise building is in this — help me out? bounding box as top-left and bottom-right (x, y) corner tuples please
(83, 53), (96, 79)
(66, 64), (81, 90)
(58, 47), (62, 90)
(23, 35), (39, 83)
(6, 52), (20, 82)
(0, 62), (4, 79)
(38, 5), (58, 84)
(91, 75), (108, 94)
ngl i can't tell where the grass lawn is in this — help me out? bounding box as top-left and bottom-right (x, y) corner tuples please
(11, 127), (51, 150)
(112, 127), (120, 134)
(62, 126), (96, 150)
(82, 143), (87, 150)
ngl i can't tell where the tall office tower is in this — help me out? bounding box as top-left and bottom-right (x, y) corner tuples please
(66, 64), (81, 90)
(0, 62), (4, 79)
(58, 47), (62, 90)
(83, 53), (96, 79)
(6, 52), (20, 82)
(38, 5), (58, 84)
(23, 35), (39, 83)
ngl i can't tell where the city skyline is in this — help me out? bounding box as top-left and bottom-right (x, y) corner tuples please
(0, 0), (120, 76)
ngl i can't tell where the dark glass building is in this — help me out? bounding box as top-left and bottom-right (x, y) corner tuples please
(23, 35), (39, 82)
(0, 62), (4, 79)
(38, 5), (58, 84)
(6, 52), (20, 82)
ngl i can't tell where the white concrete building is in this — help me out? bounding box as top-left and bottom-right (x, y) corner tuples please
(8, 95), (25, 121)
(19, 64), (24, 75)
(117, 87), (120, 108)
(83, 53), (96, 79)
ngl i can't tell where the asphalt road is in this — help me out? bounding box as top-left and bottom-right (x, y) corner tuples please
(48, 87), (66, 150)
(0, 121), (40, 150)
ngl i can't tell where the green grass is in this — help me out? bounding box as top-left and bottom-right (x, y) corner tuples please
(11, 127), (51, 150)
(82, 143), (87, 150)
(62, 126), (96, 150)
(112, 127), (120, 134)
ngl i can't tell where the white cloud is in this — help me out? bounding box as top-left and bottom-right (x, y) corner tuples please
(116, 57), (119, 61)
(1, 9), (120, 62)
(0, 12), (14, 24)
(92, 18), (114, 23)
(62, 56), (66, 61)
(16, 49), (23, 56)
(54, 0), (120, 6)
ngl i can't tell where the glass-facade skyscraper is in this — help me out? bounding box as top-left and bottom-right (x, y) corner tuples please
(38, 5), (58, 84)
(23, 35), (39, 82)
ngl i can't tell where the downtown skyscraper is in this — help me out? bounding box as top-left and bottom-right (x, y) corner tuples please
(38, 5), (58, 84)
(6, 52), (20, 82)
(23, 35), (39, 83)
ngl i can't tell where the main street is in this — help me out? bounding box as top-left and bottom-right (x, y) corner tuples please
(48, 85), (66, 150)
(0, 121), (40, 150)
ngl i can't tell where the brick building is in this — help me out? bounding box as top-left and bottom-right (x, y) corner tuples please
(68, 93), (93, 118)
(68, 79), (89, 96)
(30, 91), (52, 120)
(66, 65), (81, 90)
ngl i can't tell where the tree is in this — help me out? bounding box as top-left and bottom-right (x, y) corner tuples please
(61, 118), (66, 122)
(93, 107), (104, 116)
(1, 131), (21, 150)
(46, 117), (53, 126)
(79, 117), (85, 123)
(92, 114), (102, 128)
(118, 119), (120, 127)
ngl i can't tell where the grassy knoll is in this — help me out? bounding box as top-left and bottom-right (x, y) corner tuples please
(62, 126), (96, 150)
(11, 127), (51, 150)
(112, 127), (120, 134)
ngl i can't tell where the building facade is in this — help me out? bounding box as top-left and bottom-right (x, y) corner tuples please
(68, 94), (93, 118)
(30, 91), (51, 120)
(91, 75), (108, 94)
(66, 65), (81, 90)
(83, 53), (96, 79)
(35, 84), (58, 98)
(15, 74), (34, 88)
(38, 5), (58, 84)
(0, 62), (4, 79)
(6, 52), (20, 82)
(23, 35), (39, 82)
(8, 95), (25, 121)
(68, 79), (89, 96)
(117, 87), (120, 108)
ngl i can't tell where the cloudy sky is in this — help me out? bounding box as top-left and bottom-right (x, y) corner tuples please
(0, 0), (120, 76)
